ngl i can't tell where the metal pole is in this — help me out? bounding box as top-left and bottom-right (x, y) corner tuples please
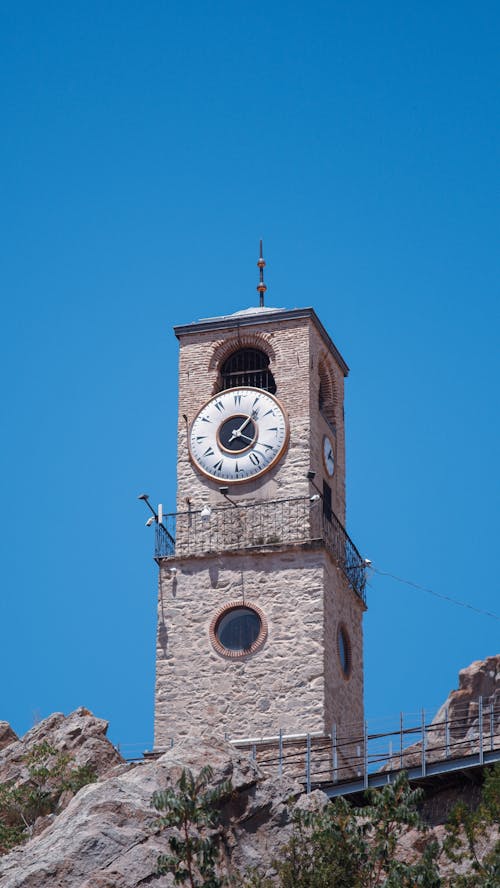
(490, 701), (494, 752)
(332, 723), (338, 783)
(306, 734), (311, 794)
(278, 728), (283, 778)
(363, 721), (368, 789)
(445, 706), (450, 758)
(399, 712), (404, 770)
(479, 696), (484, 765)
(421, 709), (426, 777)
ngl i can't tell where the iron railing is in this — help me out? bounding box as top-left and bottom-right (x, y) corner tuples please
(227, 696), (500, 794)
(154, 496), (366, 604)
(143, 696), (500, 795)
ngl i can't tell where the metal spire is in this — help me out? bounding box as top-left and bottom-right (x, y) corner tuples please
(256, 239), (267, 307)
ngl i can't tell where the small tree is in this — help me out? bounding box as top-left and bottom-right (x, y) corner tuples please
(358, 771), (440, 887)
(152, 764), (232, 887)
(442, 762), (500, 887)
(265, 772), (441, 888)
(0, 741), (97, 855)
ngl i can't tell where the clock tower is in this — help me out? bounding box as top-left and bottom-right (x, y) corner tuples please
(153, 247), (367, 759)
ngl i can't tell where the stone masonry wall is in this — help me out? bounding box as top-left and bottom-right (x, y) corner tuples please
(307, 322), (347, 525)
(155, 547), (331, 747)
(154, 545), (364, 750)
(323, 558), (365, 779)
(155, 308), (363, 751)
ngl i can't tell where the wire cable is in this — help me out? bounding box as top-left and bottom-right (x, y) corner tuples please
(369, 565), (500, 622)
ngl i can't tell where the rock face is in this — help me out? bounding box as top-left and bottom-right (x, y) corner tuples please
(0, 731), (305, 887)
(433, 655), (500, 737)
(0, 707), (124, 788)
(0, 723), (18, 752)
(0, 659), (498, 887)
(384, 655), (500, 771)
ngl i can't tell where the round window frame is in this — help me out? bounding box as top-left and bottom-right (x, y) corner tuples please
(209, 601), (268, 659)
(337, 623), (352, 679)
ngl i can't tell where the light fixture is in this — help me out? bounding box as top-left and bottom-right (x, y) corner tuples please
(307, 471), (316, 481)
(137, 493), (158, 521)
(145, 516), (156, 527)
(219, 486), (237, 506)
(309, 494), (321, 504)
(363, 558), (372, 567)
(200, 505), (212, 521)
(166, 567), (177, 578)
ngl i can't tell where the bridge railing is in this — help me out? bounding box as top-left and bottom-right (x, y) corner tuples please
(127, 697), (500, 794)
(227, 696), (500, 790)
(154, 497), (367, 604)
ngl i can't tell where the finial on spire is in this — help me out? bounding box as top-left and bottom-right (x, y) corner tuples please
(256, 239), (267, 307)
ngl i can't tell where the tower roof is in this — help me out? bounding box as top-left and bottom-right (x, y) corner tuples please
(173, 305), (349, 377)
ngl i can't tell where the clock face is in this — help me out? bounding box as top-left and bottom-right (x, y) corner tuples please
(323, 434), (335, 476)
(189, 387), (289, 483)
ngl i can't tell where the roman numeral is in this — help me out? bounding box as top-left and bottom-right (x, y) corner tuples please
(252, 396), (260, 407)
(203, 446), (215, 457)
(213, 459), (223, 471)
(196, 435), (207, 442)
(214, 399), (225, 412)
(201, 416), (211, 423)
(259, 442), (274, 451)
(234, 394), (242, 405)
(262, 408), (276, 417)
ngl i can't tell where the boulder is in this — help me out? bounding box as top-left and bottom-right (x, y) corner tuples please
(0, 735), (304, 887)
(384, 655), (500, 770)
(0, 707), (123, 787)
(0, 722), (18, 752)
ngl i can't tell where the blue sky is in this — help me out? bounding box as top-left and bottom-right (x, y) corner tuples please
(1, 1), (498, 756)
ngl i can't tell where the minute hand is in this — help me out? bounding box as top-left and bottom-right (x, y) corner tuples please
(228, 415), (253, 442)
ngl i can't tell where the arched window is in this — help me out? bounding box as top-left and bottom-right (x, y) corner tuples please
(318, 361), (336, 431)
(220, 348), (276, 393)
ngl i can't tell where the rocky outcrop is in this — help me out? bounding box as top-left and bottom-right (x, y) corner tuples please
(0, 734), (306, 887)
(0, 707), (124, 788)
(384, 655), (500, 770)
(0, 659), (498, 886)
(433, 655), (500, 738)
(0, 723), (17, 752)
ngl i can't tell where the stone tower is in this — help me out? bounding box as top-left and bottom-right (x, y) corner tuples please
(153, 259), (367, 753)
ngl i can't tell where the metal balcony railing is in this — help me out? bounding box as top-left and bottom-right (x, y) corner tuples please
(154, 496), (367, 604)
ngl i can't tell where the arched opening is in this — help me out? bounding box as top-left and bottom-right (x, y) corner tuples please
(220, 348), (276, 394)
(318, 360), (337, 430)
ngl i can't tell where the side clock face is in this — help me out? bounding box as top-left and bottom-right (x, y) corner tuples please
(189, 387), (289, 483)
(323, 435), (335, 476)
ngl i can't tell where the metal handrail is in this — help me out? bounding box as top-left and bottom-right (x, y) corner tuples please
(148, 697), (500, 792)
(154, 496), (366, 603)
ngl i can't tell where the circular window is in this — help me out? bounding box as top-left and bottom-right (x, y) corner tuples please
(338, 624), (351, 677)
(210, 602), (267, 658)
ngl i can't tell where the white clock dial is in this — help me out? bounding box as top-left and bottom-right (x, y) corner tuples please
(189, 387), (289, 483)
(323, 434), (335, 477)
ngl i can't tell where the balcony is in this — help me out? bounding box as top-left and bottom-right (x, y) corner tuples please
(154, 496), (367, 605)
